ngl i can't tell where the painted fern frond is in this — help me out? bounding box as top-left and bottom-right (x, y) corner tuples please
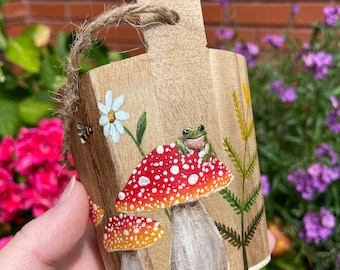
(215, 222), (242, 249)
(245, 120), (254, 140)
(244, 182), (262, 213)
(232, 91), (247, 140)
(244, 151), (258, 180)
(244, 205), (264, 247)
(220, 188), (242, 215)
(223, 137), (244, 176)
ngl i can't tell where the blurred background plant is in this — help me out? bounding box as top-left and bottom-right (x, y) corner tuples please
(215, 2), (340, 269)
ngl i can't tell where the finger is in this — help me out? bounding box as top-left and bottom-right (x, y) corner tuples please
(0, 177), (89, 270)
(56, 223), (105, 269)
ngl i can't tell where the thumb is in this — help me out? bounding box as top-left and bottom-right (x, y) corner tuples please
(0, 176), (89, 270)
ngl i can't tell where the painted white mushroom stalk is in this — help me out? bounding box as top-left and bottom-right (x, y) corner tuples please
(115, 143), (234, 270)
(103, 213), (165, 270)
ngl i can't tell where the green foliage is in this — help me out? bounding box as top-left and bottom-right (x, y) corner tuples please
(219, 83), (263, 269)
(136, 111), (147, 147)
(244, 205), (264, 246)
(220, 188), (242, 215)
(0, 5), (125, 138)
(215, 222), (242, 249)
(244, 182), (261, 213)
(223, 137), (243, 176)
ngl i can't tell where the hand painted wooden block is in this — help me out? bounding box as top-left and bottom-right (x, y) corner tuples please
(58, 0), (270, 269)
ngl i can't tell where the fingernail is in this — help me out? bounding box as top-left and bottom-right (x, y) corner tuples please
(58, 175), (76, 205)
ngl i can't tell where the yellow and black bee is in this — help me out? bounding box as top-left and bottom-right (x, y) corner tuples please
(77, 123), (93, 144)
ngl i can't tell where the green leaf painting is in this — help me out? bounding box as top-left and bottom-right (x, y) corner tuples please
(124, 112), (146, 157)
(217, 83), (265, 270)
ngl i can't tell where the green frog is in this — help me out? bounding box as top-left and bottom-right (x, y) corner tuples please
(175, 124), (214, 161)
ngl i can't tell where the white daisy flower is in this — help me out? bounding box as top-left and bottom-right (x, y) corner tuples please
(98, 91), (130, 143)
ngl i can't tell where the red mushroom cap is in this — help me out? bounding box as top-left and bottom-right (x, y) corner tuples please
(89, 197), (104, 227)
(103, 213), (165, 251)
(115, 143), (233, 213)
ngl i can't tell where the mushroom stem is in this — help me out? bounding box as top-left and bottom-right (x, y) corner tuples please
(170, 200), (230, 270)
(120, 251), (144, 270)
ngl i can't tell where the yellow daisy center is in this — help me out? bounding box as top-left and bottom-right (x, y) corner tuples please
(108, 110), (116, 123)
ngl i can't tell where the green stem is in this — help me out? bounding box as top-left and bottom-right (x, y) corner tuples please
(124, 127), (145, 157)
(241, 209), (248, 270)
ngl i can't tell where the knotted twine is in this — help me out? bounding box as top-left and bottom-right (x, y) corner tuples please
(57, 3), (179, 165)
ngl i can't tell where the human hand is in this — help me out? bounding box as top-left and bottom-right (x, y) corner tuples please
(0, 177), (105, 270)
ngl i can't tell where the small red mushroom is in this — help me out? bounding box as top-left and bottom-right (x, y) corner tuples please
(89, 197), (104, 227)
(103, 213), (165, 251)
(115, 142), (233, 269)
(103, 213), (165, 270)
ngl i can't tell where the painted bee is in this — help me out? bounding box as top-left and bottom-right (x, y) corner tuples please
(77, 123), (93, 144)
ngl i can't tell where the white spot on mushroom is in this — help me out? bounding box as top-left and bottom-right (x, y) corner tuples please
(118, 192), (126, 200)
(182, 164), (189, 170)
(156, 145), (164, 154)
(218, 170), (224, 176)
(138, 176), (150, 186)
(170, 165), (179, 175)
(188, 174), (199, 185)
(123, 229), (129, 236)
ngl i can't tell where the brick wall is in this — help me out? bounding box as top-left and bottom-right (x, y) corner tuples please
(1, 1), (334, 54)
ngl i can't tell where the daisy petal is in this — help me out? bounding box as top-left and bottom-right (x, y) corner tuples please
(115, 120), (125, 134)
(115, 111), (130, 121)
(99, 115), (109, 126)
(111, 126), (120, 143)
(112, 95), (125, 111)
(98, 102), (108, 114)
(105, 91), (113, 109)
(103, 123), (110, 137)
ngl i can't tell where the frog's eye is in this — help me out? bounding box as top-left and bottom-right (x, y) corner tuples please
(183, 129), (189, 136)
(198, 125), (205, 131)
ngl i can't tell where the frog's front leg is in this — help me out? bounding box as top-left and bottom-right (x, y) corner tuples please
(202, 141), (213, 161)
(176, 138), (187, 155)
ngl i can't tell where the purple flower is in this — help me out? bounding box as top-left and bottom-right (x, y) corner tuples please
(215, 27), (234, 40)
(302, 51), (333, 79)
(323, 6), (340, 26)
(260, 174), (270, 196)
(288, 169), (314, 200)
(307, 163), (339, 193)
(233, 41), (259, 68)
(326, 96), (340, 133)
(270, 79), (297, 103)
(316, 143), (338, 166)
(292, 4), (300, 14)
(213, 0), (231, 7)
(288, 163), (339, 200)
(262, 34), (285, 49)
(279, 87), (297, 103)
(299, 207), (336, 244)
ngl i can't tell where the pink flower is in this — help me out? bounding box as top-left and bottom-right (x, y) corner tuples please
(0, 136), (15, 168)
(0, 168), (11, 193)
(0, 181), (25, 222)
(0, 118), (77, 221)
(0, 235), (13, 249)
(15, 119), (64, 175)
